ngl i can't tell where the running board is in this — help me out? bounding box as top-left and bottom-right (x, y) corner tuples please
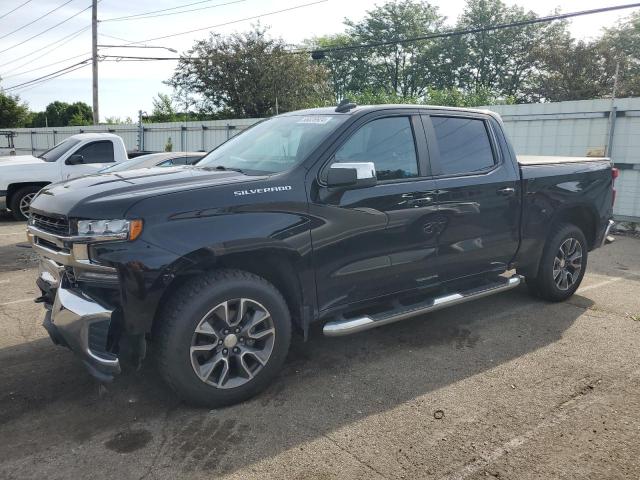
(323, 275), (522, 337)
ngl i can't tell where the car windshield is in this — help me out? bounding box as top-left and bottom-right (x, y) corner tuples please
(39, 138), (82, 162)
(197, 114), (347, 175)
(100, 156), (149, 173)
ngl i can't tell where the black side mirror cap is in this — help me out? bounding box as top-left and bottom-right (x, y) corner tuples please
(65, 154), (84, 165)
(327, 167), (358, 187)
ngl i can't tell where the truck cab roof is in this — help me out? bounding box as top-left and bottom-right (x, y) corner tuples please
(282, 104), (496, 117)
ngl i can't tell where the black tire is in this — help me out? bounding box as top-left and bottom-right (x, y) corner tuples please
(526, 223), (588, 302)
(9, 185), (40, 221)
(155, 269), (292, 407)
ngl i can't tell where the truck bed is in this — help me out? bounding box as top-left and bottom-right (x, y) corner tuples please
(517, 155), (610, 165)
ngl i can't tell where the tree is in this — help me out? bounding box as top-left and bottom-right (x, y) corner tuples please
(28, 101), (93, 127)
(168, 25), (332, 117)
(451, 0), (564, 101)
(150, 93), (179, 122)
(0, 90), (30, 128)
(343, 0), (448, 97)
(598, 11), (640, 97)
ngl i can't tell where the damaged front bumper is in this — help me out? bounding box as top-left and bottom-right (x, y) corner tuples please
(43, 278), (121, 382)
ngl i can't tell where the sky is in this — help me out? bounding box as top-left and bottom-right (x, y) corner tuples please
(0, 0), (637, 121)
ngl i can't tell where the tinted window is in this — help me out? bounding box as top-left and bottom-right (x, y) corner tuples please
(75, 141), (115, 164)
(334, 116), (418, 181)
(431, 116), (494, 175)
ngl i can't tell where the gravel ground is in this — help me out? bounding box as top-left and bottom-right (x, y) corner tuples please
(0, 213), (639, 480)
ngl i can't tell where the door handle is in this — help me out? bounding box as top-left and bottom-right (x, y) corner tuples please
(497, 187), (515, 196)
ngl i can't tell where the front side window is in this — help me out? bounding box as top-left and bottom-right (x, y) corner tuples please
(333, 116), (418, 181)
(431, 116), (495, 176)
(75, 141), (115, 164)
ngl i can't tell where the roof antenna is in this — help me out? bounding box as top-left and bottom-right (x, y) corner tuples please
(335, 98), (356, 113)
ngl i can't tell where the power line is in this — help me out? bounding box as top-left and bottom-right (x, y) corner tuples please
(101, 0), (245, 22)
(118, 0), (328, 46)
(11, 62), (91, 93)
(0, 0), (75, 41)
(0, 1), (96, 55)
(4, 59), (91, 91)
(3, 50), (90, 79)
(304, 2), (640, 55)
(0, 24), (89, 69)
(1, 27), (89, 77)
(0, 0), (35, 20)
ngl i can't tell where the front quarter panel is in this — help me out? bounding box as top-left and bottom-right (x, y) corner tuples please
(95, 174), (314, 333)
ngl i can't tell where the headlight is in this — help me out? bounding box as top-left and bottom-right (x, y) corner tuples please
(76, 219), (143, 241)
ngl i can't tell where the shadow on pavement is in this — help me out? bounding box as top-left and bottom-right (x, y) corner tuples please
(0, 286), (590, 476)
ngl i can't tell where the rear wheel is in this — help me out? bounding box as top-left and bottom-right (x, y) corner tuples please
(526, 223), (588, 302)
(9, 185), (40, 221)
(156, 269), (292, 407)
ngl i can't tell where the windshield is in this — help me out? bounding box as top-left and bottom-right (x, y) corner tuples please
(197, 114), (347, 174)
(39, 138), (81, 162)
(100, 156), (148, 173)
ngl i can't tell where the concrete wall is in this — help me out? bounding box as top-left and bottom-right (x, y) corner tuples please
(2, 97), (638, 220)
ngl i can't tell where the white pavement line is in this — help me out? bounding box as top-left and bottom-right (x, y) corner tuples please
(0, 298), (34, 306)
(438, 386), (600, 480)
(577, 277), (624, 293)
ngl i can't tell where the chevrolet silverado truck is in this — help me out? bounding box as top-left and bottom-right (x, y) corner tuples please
(27, 104), (616, 407)
(0, 133), (129, 220)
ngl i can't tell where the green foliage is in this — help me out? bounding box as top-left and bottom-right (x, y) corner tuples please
(27, 101), (93, 127)
(164, 137), (173, 152)
(0, 90), (30, 128)
(104, 116), (133, 124)
(168, 25), (332, 117)
(150, 93), (179, 122)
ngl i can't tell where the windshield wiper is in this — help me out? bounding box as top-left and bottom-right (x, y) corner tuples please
(213, 165), (244, 173)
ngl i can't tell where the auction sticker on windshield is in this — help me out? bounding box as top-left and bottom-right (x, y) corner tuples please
(297, 116), (333, 124)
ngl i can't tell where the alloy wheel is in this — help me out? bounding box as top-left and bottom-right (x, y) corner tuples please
(553, 237), (582, 291)
(190, 298), (275, 389)
(19, 193), (36, 219)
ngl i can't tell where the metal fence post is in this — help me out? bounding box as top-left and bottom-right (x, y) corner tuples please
(606, 107), (617, 159)
(30, 131), (34, 155)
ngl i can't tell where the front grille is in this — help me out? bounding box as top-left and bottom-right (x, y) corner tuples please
(32, 213), (70, 236)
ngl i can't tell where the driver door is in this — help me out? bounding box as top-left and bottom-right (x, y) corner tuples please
(309, 112), (440, 312)
(61, 140), (116, 180)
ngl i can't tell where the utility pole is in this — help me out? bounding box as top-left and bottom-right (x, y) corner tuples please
(91, 0), (99, 125)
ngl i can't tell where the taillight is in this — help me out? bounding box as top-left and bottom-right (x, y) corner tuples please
(612, 167), (619, 206)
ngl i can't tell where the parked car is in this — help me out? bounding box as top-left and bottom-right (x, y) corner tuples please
(0, 133), (129, 220)
(99, 152), (205, 173)
(28, 104), (616, 407)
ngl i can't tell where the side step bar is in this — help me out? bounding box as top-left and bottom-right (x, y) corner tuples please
(323, 275), (522, 337)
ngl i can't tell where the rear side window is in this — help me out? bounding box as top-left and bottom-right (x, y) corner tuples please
(75, 141), (115, 164)
(334, 116), (418, 181)
(431, 116), (495, 175)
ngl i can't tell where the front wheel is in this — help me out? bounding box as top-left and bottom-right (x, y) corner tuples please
(155, 269), (292, 407)
(9, 185), (40, 221)
(526, 223), (588, 302)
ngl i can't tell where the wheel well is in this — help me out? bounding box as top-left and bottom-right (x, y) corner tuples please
(554, 206), (597, 248)
(157, 250), (306, 333)
(6, 182), (50, 207)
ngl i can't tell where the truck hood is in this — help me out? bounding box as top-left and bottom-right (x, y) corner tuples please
(30, 166), (263, 218)
(0, 155), (44, 165)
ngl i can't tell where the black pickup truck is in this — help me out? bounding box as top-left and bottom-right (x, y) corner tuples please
(27, 104), (616, 406)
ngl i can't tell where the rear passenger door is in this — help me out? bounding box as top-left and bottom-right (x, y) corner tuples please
(422, 113), (521, 281)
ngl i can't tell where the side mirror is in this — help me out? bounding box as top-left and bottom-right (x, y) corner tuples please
(65, 154), (84, 165)
(327, 162), (377, 189)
